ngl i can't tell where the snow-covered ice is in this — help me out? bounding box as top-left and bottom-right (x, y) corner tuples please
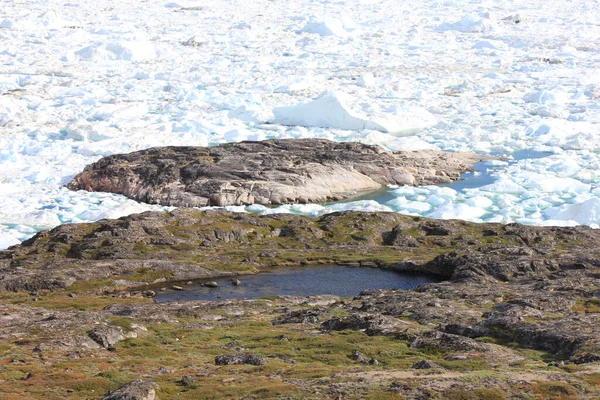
(271, 91), (435, 134)
(1, 0), (600, 249)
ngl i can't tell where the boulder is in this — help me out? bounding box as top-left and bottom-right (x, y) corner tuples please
(102, 380), (158, 400)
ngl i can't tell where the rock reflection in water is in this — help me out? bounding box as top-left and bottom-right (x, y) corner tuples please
(156, 265), (438, 302)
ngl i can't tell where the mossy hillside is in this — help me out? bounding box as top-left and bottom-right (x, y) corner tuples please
(3, 209), (597, 292)
(1, 296), (596, 400)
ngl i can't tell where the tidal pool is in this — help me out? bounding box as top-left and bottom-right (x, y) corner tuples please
(156, 265), (439, 302)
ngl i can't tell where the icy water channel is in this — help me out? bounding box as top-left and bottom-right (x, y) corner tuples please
(156, 265), (439, 302)
(346, 149), (553, 205)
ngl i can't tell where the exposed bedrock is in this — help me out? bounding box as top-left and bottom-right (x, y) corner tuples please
(1, 209), (599, 294)
(67, 139), (487, 207)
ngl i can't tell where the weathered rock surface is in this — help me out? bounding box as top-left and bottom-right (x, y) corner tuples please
(215, 353), (267, 366)
(411, 360), (442, 369)
(67, 139), (486, 207)
(102, 380), (158, 400)
(88, 325), (126, 349)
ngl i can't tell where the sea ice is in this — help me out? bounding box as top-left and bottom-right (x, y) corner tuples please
(544, 198), (600, 226)
(299, 17), (355, 37)
(271, 91), (435, 135)
(1, 0), (600, 250)
(436, 14), (497, 33)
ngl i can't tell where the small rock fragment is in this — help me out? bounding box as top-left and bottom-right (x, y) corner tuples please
(172, 285), (183, 291)
(205, 281), (219, 288)
(232, 279), (241, 286)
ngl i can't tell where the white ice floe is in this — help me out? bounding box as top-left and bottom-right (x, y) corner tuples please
(523, 89), (570, 105)
(228, 105), (273, 125)
(544, 198), (600, 226)
(271, 91), (436, 135)
(428, 203), (486, 221)
(436, 13), (497, 33)
(299, 17), (357, 37)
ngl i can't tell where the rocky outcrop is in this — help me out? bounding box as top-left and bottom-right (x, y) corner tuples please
(102, 380), (158, 400)
(1, 210), (600, 292)
(67, 139), (485, 207)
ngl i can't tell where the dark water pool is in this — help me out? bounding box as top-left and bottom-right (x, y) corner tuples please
(156, 265), (438, 302)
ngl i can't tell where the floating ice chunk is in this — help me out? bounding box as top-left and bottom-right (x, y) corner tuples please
(24, 210), (62, 230)
(0, 97), (27, 126)
(0, 16), (38, 30)
(271, 91), (435, 135)
(300, 17), (349, 37)
(275, 80), (313, 93)
(356, 73), (375, 88)
(425, 194), (452, 207)
(523, 176), (590, 193)
(328, 200), (393, 213)
(79, 202), (166, 221)
(523, 89), (569, 105)
(436, 14), (497, 33)
(288, 204), (326, 217)
(523, 120), (599, 150)
(519, 198), (552, 212)
(472, 40), (506, 50)
(228, 105), (273, 125)
(0, 233), (20, 250)
(480, 179), (526, 194)
(465, 196), (493, 208)
(75, 43), (113, 61)
(358, 132), (438, 152)
(486, 160), (509, 167)
(223, 129), (266, 142)
(224, 206), (248, 213)
(233, 22), (252, 30)
(428, 203), (486, 221)
(106, 41), (158, 61)
(399, 201), (432, 213)
(544, 198), (600, 225)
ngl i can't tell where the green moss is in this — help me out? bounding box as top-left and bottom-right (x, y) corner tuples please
(528, 381), (578, 399)
(572, 298), (600, 314)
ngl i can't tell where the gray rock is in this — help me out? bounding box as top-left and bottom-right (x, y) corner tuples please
(204, 281), (219, 288)
(102, 380), (158, 400)
(350, 350), (368, 364)
(273, 307), (327, 325)
(180, 375), (197, 387)
(88, 325), (125, 349)
(411, 360), (441, 369)
(215, 353), (267, 366)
